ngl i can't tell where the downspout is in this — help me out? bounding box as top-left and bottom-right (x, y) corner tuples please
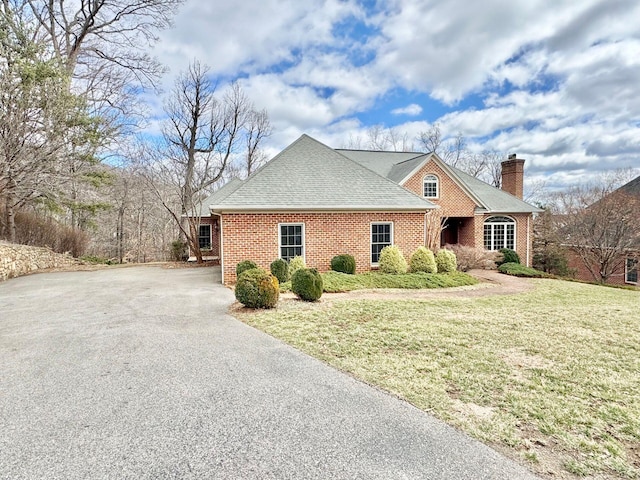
(213, 212), (224, 284)
(526, 215), (531, 267)
(424, 212), (428, 246)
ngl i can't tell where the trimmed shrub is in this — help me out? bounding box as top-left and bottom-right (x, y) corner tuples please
(497, 248), (520, 266)
(447, 244), (500, 271)
(498, 262), (547, 278)
(270, 258), (289, 283)
(435, 248), (457, 273)
(409, 246), (437, 273)
(291, 268), (323, 301)
(379, 245), (408, 274)
(330, 254), (356, 274)
(236, 260), (258, 277)
(288, 256), (306, 278)
(234, 268), (279, 308)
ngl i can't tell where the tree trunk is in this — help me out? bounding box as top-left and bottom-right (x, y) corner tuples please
(6, 193), (16, 243)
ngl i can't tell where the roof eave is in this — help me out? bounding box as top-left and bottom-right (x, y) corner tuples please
(210, 205), (436, 214)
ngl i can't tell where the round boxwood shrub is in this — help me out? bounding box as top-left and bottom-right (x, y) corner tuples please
(270, 258), (289, 283)
(235, 268), (279, 309)
(378, 245), (408, 274)
(497, 248), (520, 266)
(435, 248), (457, 273)
(409, 246), (437, 273)
(236, 260), (258, 277)
(288, 256), (306, 279)
(330, 254), (356, 274)
(291, 268), (323, 301)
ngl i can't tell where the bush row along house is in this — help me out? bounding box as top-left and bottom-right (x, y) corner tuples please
(194, 134), (542, 285)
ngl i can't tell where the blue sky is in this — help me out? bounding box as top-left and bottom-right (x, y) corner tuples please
(149, 0), (640, 192)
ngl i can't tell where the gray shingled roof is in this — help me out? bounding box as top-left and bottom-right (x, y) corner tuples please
(618, 175), (640, 197)
(210, 135), (436, 212)
(342, 148), (541, 214)
(335, 149), (424, 181)
(449, 166), (543, 213)
(198, 177), (244, 216)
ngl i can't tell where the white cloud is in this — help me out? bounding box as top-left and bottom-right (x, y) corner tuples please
(391, 104), (422, 116)
(145, 0), (640, 189)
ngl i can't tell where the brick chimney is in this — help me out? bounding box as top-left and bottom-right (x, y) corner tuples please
(501, 154), (525, 199)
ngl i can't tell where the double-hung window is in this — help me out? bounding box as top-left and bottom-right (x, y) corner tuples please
(371, 222), (392, 264)
(483, 216), (515, 250)
(198, 225), (211, 249)
(279, 223), (304, 261)
(423, 175), (439, 199)
(626, 257), (638, 284)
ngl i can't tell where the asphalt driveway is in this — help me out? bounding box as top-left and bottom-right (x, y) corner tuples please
(0, 266), (538, 479)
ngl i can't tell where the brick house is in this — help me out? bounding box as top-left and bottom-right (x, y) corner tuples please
(565, 175), (640, 286)
(203, 134), (542, 284)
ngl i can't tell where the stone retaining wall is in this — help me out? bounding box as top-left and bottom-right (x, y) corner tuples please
(0, 242), (78, 281)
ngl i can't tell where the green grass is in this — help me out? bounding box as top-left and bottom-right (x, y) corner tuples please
(498, 262), (548, 277)
(236, 279), (640, 479)
(280, 270), (478, 293)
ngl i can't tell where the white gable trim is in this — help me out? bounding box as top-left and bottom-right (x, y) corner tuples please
(398, 153), (490, 211)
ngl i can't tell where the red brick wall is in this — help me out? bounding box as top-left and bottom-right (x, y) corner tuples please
(403, 160), (478, 217)
(189, 217), (220, 257)
(566, 250), (638, 286)
(221, 212), (425, 284)
(501, 159), (525, 199)
(403, 160), (534, 266)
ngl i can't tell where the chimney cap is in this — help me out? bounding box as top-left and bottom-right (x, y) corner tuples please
(508, 153), (517, 159)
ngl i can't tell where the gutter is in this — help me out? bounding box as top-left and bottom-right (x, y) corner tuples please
(212, 211), (224, 284)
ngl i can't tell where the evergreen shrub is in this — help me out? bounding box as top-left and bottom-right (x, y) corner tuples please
(497, 248), (520, 266)
(378, 245), (408, 274)
(270, 258), (290, 283)
(236, 260), (258, 276)
(234, 268), (279, 308)
(288, 256), (306, 278)
(330, 254), (356, 274)
(409, 246), (437, 273)
(291, 268), (323, 301)
(435, 248), (457, 273)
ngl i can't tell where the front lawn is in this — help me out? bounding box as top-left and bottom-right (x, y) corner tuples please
(236, 279), (640, 479)
(280, 270), (478, 292)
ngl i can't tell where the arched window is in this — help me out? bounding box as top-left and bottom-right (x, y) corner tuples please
(423, 175), (439, 198)
(483, 216), (515, 250)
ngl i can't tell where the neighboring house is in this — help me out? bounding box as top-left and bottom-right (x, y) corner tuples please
(566, 175), (640, 286)
(203, 134), (542, 284)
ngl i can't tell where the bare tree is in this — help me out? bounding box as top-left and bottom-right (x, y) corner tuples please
(554, 169), (640, 283)
(424, 209), (445, 252)
(23, 0), (182, 95)
(418, 124), (466, 166)
(145, 61), (270, 263)
(244, 109), (271, 176)
(345, 125), (415, 152)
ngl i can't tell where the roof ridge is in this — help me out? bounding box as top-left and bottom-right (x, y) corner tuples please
(336, 147), (425, 155)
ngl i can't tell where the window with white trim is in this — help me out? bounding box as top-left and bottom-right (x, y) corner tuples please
(483, 216), (515, 250)
(198, 225), (211, 249)
(279, 223), (304, 261)
(423, 174), (439, 199)
(371, 222), (393, 264)
(626, 257), (638, 284)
